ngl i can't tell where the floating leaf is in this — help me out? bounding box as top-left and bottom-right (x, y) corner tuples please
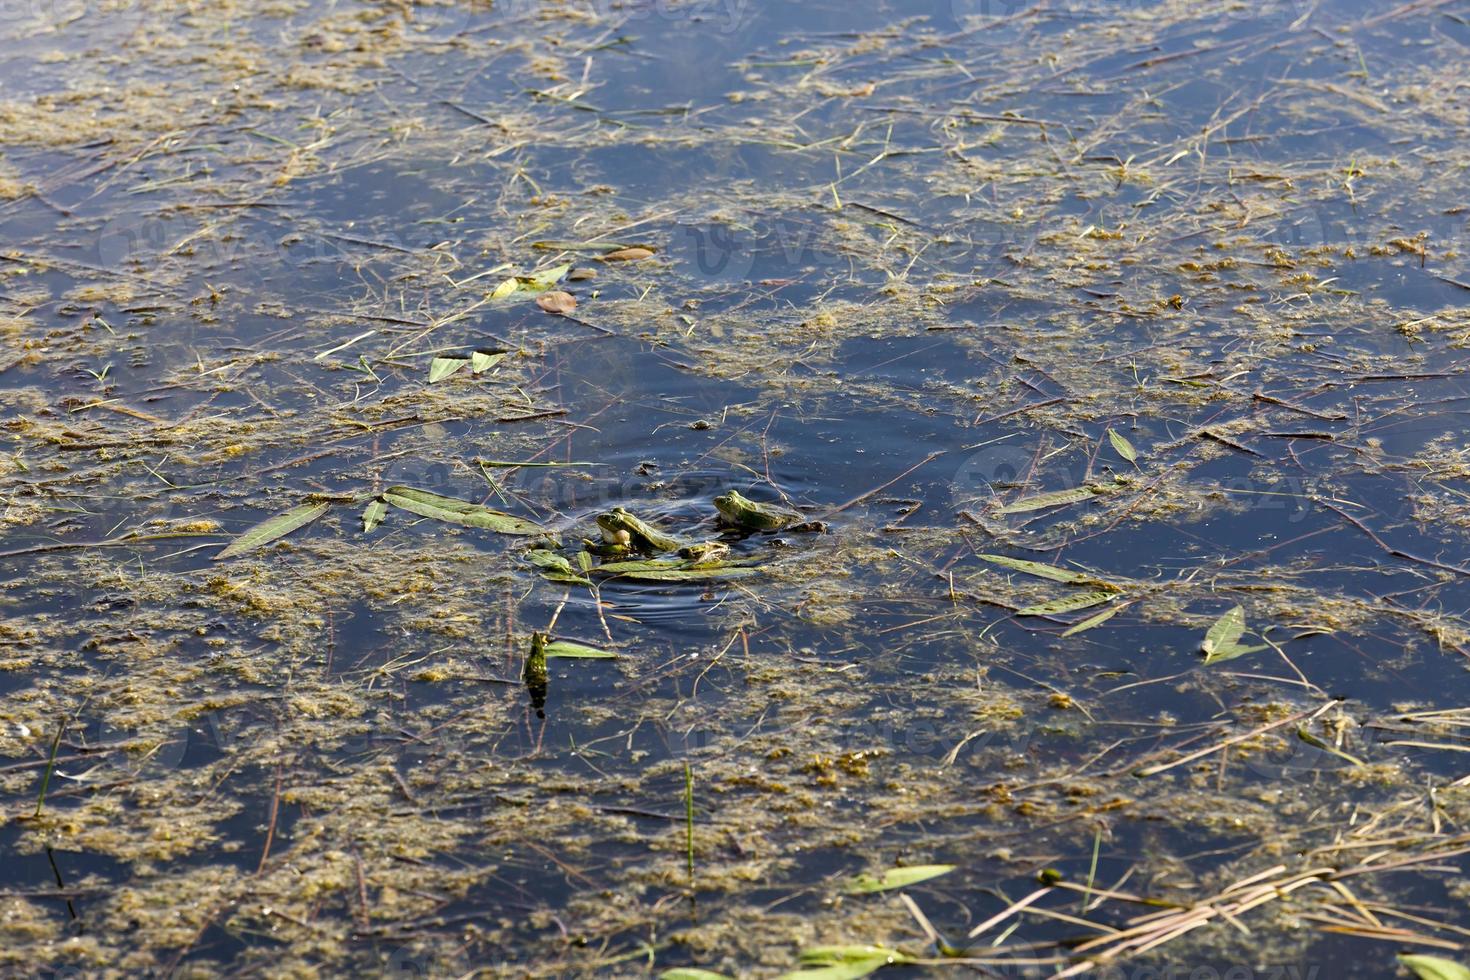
(576, 550), (593, 573)
(428, 355), (469, 384)
(659, 971), (733, 980)
(544, 640), (617, 659)
(1017, 591), (1114, 617)
(1400, 955), (1470, 980)
(536, 290), (577, 315)
(382, 486), (548, 536)
(615, 567), (759, 582)
(523, 549), (573, 572)
(541, 571), (593, 586)
(471, 350), (507, 373)
(844, 864), (955, 894)
(529, 238), (626, 251)
(1201, 641), (1268, 666)
(780, 945), (914, 980)
(361, 497), (387, 534)
(1060, 603), (1125, 637)
(980, 554), (1106, 585)
(527, 262), (572, 289)
(1107, 428), (1138, 463)
(998, 485), (1102, 514)
(215, 501), (330, 560)
(602, 246), (655, 261)
(1201, 605), (1246, 656)
(490, 277), (519, 300)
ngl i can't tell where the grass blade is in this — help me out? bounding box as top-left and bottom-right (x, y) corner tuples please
(998, 486), (1102, 514)
(382, 486), (548, 536)
(1017, 591), (1114, 617)
(215, 501), (330, 560)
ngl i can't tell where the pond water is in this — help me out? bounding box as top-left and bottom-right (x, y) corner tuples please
(2, 0), (1470, 976)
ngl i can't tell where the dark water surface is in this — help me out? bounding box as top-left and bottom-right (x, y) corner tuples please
(2, 0), (1470, 976)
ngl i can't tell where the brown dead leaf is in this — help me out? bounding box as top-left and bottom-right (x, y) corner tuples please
(536, 290), (577, 315)
(601, 247), (655, 262)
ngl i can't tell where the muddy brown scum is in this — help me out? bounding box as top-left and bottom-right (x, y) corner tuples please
(4, 0), (1470, 976)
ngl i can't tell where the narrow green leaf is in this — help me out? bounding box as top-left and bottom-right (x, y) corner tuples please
(1017, 591), (1114, 617)
(1060, 603), (1125, 637)
(361, 497), (388, 534)
(1201, 605), (1246, 657)
(998, 485), (1102, 514)
(1296, 726), (1365, 767)
(1201, 641), (1268, 666)
(576, 550), (593, 573)
(780, 946), (914, 980)
(615, 567), (759, 582)
(215, 501), (330, 560)
(1108, 428), (1138, 463)
(1399, 955), (1470, 980)
(533, 239), (629, 252)
(979, 554), (1103, 585)
(843, 864), (955, 894)
(471, 350), (507, 373)
(428, 355), (468, 384)
(543, 640), (617, 659)
(383, 486), (548, 536)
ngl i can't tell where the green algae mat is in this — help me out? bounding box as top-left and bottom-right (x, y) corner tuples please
(3, 0), (1470, 976)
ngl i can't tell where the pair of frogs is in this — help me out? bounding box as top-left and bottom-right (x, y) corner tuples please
(589, 490), (815, 561)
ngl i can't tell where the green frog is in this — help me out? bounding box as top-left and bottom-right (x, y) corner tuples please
(595, 506), (685, 553)
(713, 490), (801, 531)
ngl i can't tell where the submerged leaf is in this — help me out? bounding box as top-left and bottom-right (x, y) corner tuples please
(536, 290), (577, 315)
(361, 497), (388, 534)
(1060, 603), (1125, 637)
(215, 501), (330, 560)
(1107, 428), (1138, 463)
(543, 640), (617, 659)
(383, 486), (548, 536)
(1399, 955), (1470, 980)
(428, 355), (469, 384)
(1017, 591), (1114, 617)
(471, 350), (507, 373)
(998, 485), (1102, 514)
(980, 554), (1107, 585)
(843, 864), (955, 894)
